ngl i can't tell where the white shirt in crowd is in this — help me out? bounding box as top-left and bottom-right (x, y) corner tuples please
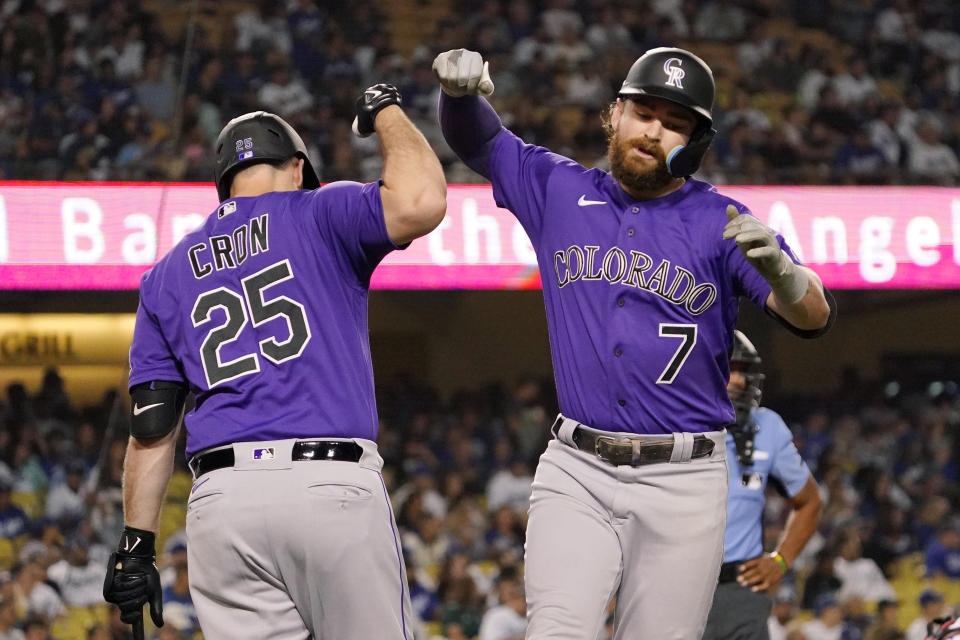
(485, 470), (533, 513)
(833, 557), (896, 603)
(47, 545), (110, 607)
(44, 484), (85, 524)
(801, 619), (843, 640)
(478, 604), (528, 640)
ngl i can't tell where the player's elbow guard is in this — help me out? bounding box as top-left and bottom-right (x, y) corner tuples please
(129, 381), (187, 439)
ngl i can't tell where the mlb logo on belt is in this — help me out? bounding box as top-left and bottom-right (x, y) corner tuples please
(253, 447), (275, 460)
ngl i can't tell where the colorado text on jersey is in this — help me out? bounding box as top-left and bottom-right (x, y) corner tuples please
(553, 244), (718, 315)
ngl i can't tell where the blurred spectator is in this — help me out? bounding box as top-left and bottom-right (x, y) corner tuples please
(46, 533), (109, 608)
(905, 116), (960, 185)
(0, 479), (29, 543)
(802, 593), (844, 640)
(865, 599), (902, 640)
(43, 458), (87, 526)
(924, 517), (960, 579)
(477, 567), (527, 640)
(833, 527), (896, 604)
(485, 454), (533, 514)
(905, 590), (946, 640)
(0, 593), (23, 640)
(803, 550), (842, 610)
(769, 587), (799, 640)
(11, 551), (64, 623)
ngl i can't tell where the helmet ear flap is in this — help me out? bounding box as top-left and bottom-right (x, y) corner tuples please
(666, 126), (716, 178)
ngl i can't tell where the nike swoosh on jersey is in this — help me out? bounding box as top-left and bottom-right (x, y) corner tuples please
(132, 402), (164, 416)
(578, 195), (607, 206)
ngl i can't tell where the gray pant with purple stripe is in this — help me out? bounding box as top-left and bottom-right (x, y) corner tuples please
(185, 438), (413, 640)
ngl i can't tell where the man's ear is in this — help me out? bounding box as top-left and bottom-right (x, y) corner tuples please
(610, 99), (624, 130)
(293, 157), (304, 190)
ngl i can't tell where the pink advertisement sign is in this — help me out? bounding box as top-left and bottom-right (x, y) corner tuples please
(0, 182), (957, 290)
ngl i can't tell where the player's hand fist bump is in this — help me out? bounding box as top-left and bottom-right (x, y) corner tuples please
(432, 49), (495, 97)
(352, 83), (403, 138)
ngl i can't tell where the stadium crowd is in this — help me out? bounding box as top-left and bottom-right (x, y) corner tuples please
(0, 367), (959, 639)
(0, 0), (958, 186)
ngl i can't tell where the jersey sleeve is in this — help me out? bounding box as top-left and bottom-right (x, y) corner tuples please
(764, 409), (811, 498)
(488, 129), (579, 244)
(723, 206), (802, 308)
(307, 181), (400, 285)
(128, 271), (184, 389)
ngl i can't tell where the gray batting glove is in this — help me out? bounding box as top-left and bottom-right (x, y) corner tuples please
(723, 204), (809, 304)
(432, 48), (495, 97)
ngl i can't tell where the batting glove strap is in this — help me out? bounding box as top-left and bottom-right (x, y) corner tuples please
(116, 526), (156, 559)
(353, 83), (402, 137)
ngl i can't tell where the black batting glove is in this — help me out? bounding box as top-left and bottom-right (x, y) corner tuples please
(352, 83), (402, 138)
(103, 527), (164, 628)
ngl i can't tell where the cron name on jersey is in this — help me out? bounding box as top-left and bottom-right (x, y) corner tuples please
(188, 213), (270, 279)
(553, 244), (718, 315)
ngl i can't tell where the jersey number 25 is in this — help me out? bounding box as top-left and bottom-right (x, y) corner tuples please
(191, 259), (311, 388)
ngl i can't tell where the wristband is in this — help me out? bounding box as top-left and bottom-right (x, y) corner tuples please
(768, 255), (809, 305)
(769, 551), (788, 574)
(118, 526), (156, 558)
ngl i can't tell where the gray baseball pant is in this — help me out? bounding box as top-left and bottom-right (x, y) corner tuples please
(185, 438), (413, 640)
(524, 427), (727, 640)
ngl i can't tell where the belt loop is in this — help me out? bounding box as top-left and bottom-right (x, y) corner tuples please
(670, 432), (695, 463)
(554, 414), (578, 447)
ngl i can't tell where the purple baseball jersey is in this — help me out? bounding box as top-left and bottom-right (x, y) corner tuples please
(489, 130), (799, 435)
(129, 182), (399, 456)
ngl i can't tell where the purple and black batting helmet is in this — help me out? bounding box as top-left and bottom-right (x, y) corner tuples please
(214, 111), (321, 201)
(618, 47), (717, 177)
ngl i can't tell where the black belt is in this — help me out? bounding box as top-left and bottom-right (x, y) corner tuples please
(188, 440), (364, 478)
(718, 561), (742, 584)
(552, 416), (715, 466)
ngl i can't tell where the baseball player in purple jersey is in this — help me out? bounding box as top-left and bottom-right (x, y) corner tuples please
(432, 47), (835, 639)
(102, 86), (446, 639)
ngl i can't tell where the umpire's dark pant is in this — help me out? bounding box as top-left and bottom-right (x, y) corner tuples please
(701, 581), (772, 640)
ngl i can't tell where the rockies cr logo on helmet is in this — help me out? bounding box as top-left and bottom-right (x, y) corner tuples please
(663, 58), (685, 88)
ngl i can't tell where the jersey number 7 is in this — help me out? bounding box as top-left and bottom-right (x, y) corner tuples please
(191, 259), (312, 388)
(656, 323), (697, 384)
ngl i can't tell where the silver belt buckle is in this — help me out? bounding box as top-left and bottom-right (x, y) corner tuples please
(595, 435), (635, 465)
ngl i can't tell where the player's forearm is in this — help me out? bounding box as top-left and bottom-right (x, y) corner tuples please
(438, 92), (504, 179)
(376, 105), (447, 242)
(122, 426), (180, 532)
(776, 478), (823, 568)
(766, 267), (831, 330)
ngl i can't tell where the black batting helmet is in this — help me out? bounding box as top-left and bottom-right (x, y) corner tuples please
(618, 47), (717, 177)
(214, 111), (321, 201)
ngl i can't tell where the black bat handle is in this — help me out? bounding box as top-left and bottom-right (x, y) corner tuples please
(133, 616), (144, 640)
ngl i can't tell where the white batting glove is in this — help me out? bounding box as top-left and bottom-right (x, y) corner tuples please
(432, 48), (495, 97)
(723, 204), (809, 304)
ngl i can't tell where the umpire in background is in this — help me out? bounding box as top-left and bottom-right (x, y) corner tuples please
(702, 331), (823, 640)
(102, 84), (446, 639)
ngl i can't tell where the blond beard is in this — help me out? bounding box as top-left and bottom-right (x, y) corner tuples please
(607, 132), (674, 194)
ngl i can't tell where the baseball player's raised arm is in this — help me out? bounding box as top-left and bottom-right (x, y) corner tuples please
(351, 84), (446, 246)
(434, 49), (503, 179)
(376, 105), (447, 245)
